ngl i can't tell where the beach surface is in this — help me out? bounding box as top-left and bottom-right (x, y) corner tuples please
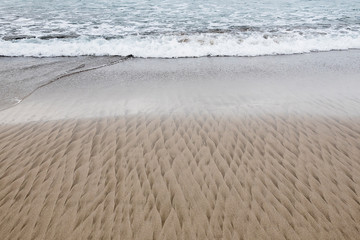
(0, 51), (360, 239)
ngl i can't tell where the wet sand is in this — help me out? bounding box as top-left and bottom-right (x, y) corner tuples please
(0, 51), (360, 239)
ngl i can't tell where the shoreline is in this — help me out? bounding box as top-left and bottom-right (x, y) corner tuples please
(1, 48), (359, 59)
(0, 50), (360, 239)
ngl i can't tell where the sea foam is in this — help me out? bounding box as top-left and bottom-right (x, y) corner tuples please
(1, 33), (359, 58)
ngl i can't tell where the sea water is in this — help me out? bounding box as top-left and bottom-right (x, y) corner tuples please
(0, 0), (359, 57)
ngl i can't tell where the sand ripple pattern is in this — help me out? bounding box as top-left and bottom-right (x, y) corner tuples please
(0, 113), (360, 239)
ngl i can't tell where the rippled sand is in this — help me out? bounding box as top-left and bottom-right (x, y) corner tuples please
(0, 52), (360, 239)
(1, 114), (360, 239)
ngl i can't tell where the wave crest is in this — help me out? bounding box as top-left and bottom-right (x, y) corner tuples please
(1, 33), (360, 58)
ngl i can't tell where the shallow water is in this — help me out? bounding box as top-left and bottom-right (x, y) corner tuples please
(0, 0), (359, 57)
(1, 51), (360, 123)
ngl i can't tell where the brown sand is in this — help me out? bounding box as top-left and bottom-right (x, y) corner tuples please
(0, 113), (359, 240)
(1, 52), (360, 239)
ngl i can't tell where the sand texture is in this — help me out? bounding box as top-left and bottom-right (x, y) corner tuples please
(1, 52), (360, 239)
(0, 113), (359, 240)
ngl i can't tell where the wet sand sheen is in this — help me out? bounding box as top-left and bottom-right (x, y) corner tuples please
(0, 113), (360, 239)
(0, 52), (360, 239)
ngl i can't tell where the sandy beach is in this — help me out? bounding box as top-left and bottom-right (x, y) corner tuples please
(0, 51), (360, 239)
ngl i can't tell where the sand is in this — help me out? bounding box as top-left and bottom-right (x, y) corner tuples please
(0, 51), (360, 239)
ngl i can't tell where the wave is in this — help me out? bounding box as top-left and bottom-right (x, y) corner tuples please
(1, 33), (360, 58)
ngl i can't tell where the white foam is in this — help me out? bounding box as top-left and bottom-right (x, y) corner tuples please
(1, 33), (360, 58)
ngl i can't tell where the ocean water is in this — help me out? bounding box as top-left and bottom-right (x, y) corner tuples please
(0, 0), (359, 57)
